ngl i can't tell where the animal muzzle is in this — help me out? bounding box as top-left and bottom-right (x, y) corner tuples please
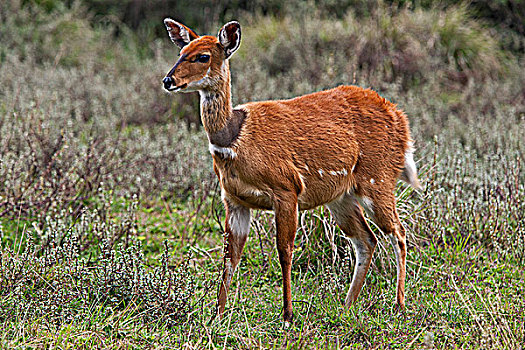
(162, 76), (174, 90)
(162, 77), (188, 91)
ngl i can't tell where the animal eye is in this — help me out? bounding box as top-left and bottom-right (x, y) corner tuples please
(195, 54), (210, 63)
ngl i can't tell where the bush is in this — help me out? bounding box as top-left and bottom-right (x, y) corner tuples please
(233, 3), (513, 105)
(0, 2), (214, 220)
(0, 194), (195, 328)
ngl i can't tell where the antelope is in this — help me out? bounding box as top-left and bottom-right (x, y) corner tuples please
(162, 19), (421, 324)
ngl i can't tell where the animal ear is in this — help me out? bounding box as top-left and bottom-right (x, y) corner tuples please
(218, 21), (241, 59)
(164, 18), (199, 49)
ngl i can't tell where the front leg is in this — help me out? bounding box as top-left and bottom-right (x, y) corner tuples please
(217, 197), (251, 317)
(274, 191), (298, 323)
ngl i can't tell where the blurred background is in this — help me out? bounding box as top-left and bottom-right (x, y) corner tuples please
(1, 0), (523, 205)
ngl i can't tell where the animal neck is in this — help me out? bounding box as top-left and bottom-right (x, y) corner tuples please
(199, 61), (233, 136)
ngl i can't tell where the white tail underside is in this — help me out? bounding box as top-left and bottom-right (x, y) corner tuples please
(400, 141), (422, 190)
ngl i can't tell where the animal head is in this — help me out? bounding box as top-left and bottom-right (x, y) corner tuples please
(162, 19), (241, 93)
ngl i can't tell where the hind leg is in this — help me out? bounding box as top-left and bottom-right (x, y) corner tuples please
(327, 193), (378, 307)
(356, 189), (407, 309)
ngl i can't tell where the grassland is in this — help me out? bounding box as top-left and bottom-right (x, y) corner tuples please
(0, 1), (524, 348)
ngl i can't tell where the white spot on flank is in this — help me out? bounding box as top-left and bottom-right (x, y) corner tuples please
(351, 164), (356, 173)
(318, 169), (324, 177)
(304, 164), (309, 171)
(329, 169), (348, 176)
(370, 178), (375, 184)
(209, 143), (237, 159)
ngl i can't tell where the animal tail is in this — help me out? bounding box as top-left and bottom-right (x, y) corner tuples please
(399, 141), (423, 191)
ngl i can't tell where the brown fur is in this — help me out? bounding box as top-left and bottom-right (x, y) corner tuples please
(163, 20), (420, 323)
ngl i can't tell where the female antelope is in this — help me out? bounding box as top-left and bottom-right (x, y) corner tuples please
(162, 19), (421, 323)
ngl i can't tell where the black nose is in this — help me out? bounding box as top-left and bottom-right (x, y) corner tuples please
(163, 76), (173, 90)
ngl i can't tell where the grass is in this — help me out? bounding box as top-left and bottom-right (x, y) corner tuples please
(1, 1), (524, 348)
(3, 201), (523, 348)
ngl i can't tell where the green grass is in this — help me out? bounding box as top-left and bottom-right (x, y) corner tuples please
(2, 180), (523, 348)
(2, 204), (523, 349)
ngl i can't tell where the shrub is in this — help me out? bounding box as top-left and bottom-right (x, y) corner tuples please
(0, 195), (196, 328)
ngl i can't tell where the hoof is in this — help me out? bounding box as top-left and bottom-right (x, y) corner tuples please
(394, 302), (406, 313)
(283, 309), (293, 323)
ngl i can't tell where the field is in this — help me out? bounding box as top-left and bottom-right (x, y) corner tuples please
(1, 1), (524, 348)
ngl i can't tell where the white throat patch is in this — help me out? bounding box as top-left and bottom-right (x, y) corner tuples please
(209, 143), (237, 159)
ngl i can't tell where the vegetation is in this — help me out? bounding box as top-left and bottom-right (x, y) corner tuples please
(1, 0), (523, 348)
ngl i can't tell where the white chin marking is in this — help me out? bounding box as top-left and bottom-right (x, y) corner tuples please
(209, 143), (237, 159)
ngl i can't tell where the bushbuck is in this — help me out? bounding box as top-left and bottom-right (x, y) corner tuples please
(162, 19), (421, 323)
